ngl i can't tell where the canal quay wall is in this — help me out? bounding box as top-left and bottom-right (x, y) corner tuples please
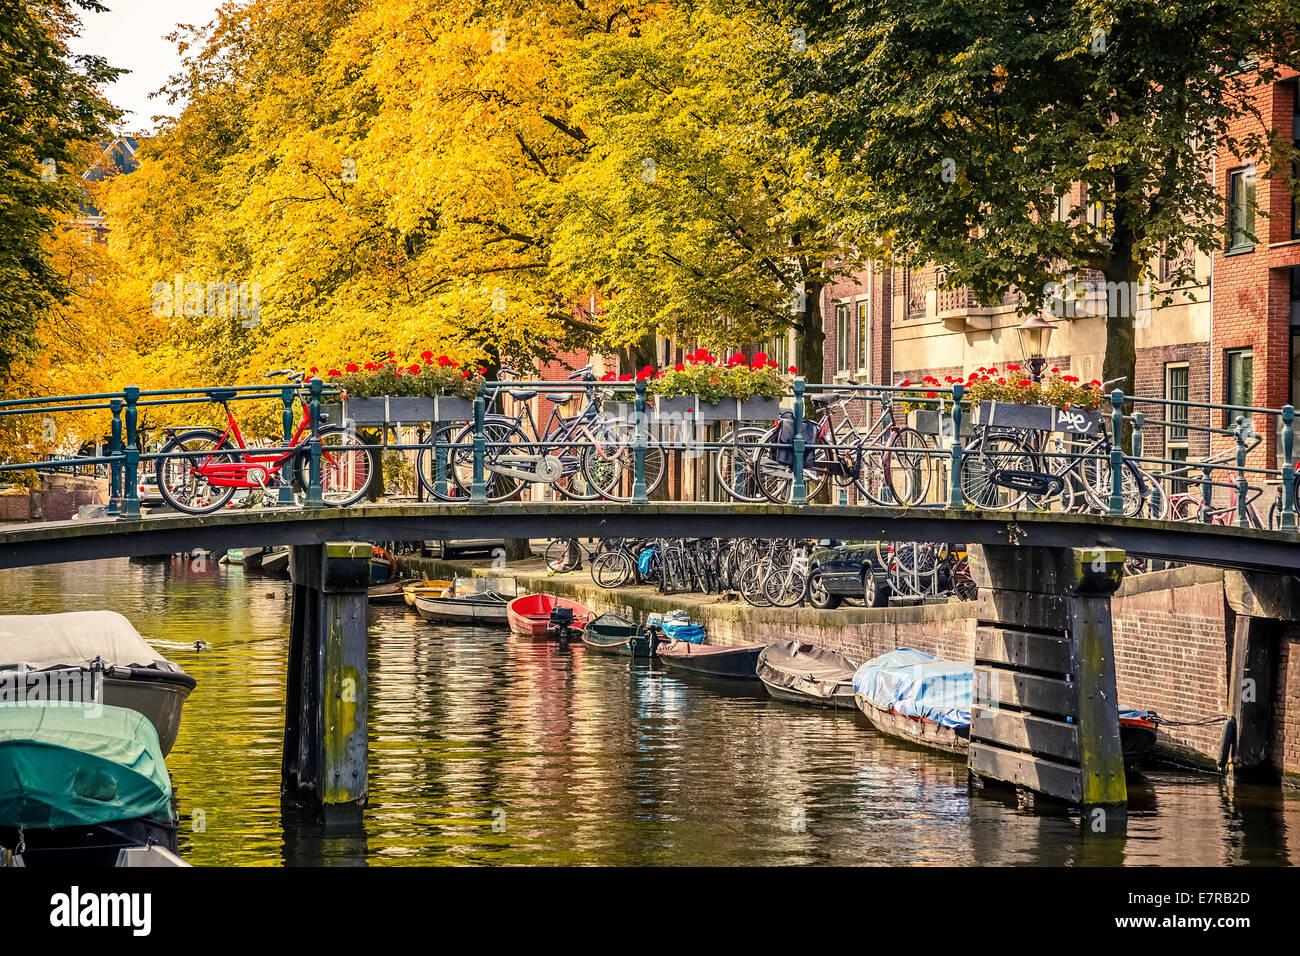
(399, 555), (1297, 781)
(0, 475), (108, 522)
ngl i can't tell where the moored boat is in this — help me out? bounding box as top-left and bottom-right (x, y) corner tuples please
(0, 611), (196, 756)
(0, 703), (184, 867)
(656, 641), (764, 679)
(402, 579), (453, 606)
(414, 577), (518, 626)
(367, 582), (407, 605)
(369, 546), (397, 585)
(756, 641), (858, 708)
(506, 593), (591, 639)
(260, 547), (290, 577)
(242, 546), (267, 571)
(581, 613), (655, 657)
(852, 648), (1161, 769)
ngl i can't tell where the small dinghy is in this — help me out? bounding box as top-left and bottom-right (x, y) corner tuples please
(402, 580), (453, 607)
(0, 611), (196, 756)
(506, 594), (591, 639)
(241, 547), (267, 571)
(852, 648), (1161, 768)
(656, 641), (764, 680)
(260, 547), (290, 577)
(581, 613), (655, 657)
(414, 577), (517, 626)
(369, 546), (397, 585)
(0, 703), (184, 867)
(367, 582), (407, 605)
(756, 641), (859, 708)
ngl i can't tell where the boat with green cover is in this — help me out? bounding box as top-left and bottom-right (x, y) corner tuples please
(0, 703), (180, 866)
(581, 613), (655, 657)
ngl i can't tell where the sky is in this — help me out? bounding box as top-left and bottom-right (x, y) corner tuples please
(67, 0), (228, 134)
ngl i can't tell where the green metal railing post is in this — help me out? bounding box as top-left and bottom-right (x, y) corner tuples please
(1234, 416), (1249, 528)
(278, 386), (296, 506)
(632, 379), (648, 504)
(791, 378), (808, 506)
(122, 386), (141, 519)
(1108, 389), (1125, 517)
(306, 377), (324, 508)
(107, 398), (123, 517)
(471, 382), (487, 504)
(1282, 405), (1296, 531)
(1201, 466), (1213, 523)
(948, 383), (964, 508)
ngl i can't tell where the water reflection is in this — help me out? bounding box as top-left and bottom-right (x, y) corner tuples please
(1, 558), (1296, 866)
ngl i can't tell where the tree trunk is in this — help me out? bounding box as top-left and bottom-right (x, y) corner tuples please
(615, 331), (659, 374)
(796, 280), (825, 384)
(1102, 194), (1140, 452)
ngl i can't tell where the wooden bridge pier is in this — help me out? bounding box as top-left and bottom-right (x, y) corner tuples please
(1221, 571), (1290, 784)
(283, 542), (370, 820)
(967, 545), (1128, 832)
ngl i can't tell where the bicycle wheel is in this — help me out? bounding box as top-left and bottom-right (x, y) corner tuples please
(883, 427), (936, 506)
(1079, 451), (1146, 517)
(737, 561), (772, 607)
(293, 426), (375, 507)
(959, 432), (1033, 510)
(852, 444), (893, 506)
(415, 423), (468, 501)
(751, 434), (828, 504)
(545, 538), (582, 573)
(580, 420), (666, 502)
(448, 420), (533, 503)
(156, 429), (238, 515)
(715, 426), (771, 502)
(590, 550), (633, 588)
(764, 567), (808, 607)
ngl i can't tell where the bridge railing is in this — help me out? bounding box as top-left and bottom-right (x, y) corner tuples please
(1, 377), (1296, 532)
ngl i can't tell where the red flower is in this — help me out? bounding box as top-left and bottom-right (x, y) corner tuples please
(727, 353), (746, 367)
(309, 367), (318, 374)
(925, 391), (937, 398)
(923, 375), (938, 384)
(767, 361), (778, 368)
(420, 350), (433, 361)
(636, 369), (651, 381)
(460, 369), (471, 378)
(364, 362), (377, 371)
(702, 355), (717, 364)
(901, 379), (910, 386)
(1017, 379), (1032, 387)
(437, 355), (452, 367)
(986, 367), (998, 375)
(752, 352), (769, 366)
(1063, 375), (1079, 383)
(327, 369), (341, 377)
(409, 364), (421, 374)
(345, 363), (359, 373)
(477, 367), (486, 374)
(1089, 379), (1101, 387)
(600, 371), (616, 381)
(619, 373), (634, 381)
(1007, 364), (1020, 371)
(788, 365), (798, 374)
(387, 351), (395, 359)
(1050, 367), (1060, 374)
(674, 363), (685, 372)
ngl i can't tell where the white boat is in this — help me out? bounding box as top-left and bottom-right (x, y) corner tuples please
(413, 577), (519, 626)
(0, 611), (196, 755)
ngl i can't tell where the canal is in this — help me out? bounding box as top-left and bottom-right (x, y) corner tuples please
(3, 557), (1298, 866)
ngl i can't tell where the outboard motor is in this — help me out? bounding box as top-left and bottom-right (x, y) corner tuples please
(547, 605), (577, 642)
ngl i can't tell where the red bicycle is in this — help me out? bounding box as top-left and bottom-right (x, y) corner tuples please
(155, 370), (374, 514)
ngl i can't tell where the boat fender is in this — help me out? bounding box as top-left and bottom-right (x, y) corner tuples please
(1217, 717), (1236, 771)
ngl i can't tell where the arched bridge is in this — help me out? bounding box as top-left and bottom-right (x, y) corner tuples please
(2, 501), (1298, 575)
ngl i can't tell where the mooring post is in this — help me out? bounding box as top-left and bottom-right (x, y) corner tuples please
(1234, 416), (1249, 528)
(948, 382), (964, 508)
(471, 382), (486, 504)
(632, 378), (648, 504)
(1282, 406), (1296, 531)
(283, 542), (369, 820)
(1201, 465), (1214, 523)
(1108, 389), (1124, 517)
(122, 386), (141, 519)
(968, 545), (1127, 833)
(107, 397), (123, 517)
(279, 385), (296, 506)
(306, 377), (324, 508)
(791, 378), (807, 505)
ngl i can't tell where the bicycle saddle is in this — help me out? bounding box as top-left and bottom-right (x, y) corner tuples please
(545, 392), (573, 404)
(805, 392), (840, 403)
(206, 388), (238, 402)
(507, 389), (538, 401)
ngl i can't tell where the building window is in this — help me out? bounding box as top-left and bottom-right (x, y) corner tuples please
(1226, 348), (1254, 425)
(1227, 166), (1256, 252)
(856, 299), (870, 377)
(768, 331), (790, 371)
(835, 302), (851, 373)
(1165, 363), (1189, 455)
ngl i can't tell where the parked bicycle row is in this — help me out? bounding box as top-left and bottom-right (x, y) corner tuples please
(545, 536), (977, 609)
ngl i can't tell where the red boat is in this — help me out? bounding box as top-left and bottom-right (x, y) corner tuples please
(506, 594), (591, 638)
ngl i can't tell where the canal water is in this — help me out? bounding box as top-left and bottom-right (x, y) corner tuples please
(3, 558), (1298, 866)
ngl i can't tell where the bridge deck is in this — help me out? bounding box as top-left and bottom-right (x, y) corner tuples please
(1, 503), (1297, 574)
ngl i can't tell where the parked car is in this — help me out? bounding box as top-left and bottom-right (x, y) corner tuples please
(423, 538), (506, 559)
(807, 541), (887, 609)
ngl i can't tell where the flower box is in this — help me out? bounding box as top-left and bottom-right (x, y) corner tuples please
(343, 395), (473, 426)
(652, 395), (781, 423)
(974, 400), (1101, 436)
(318, 403), (343, 427)
(907, 408), (974, 438)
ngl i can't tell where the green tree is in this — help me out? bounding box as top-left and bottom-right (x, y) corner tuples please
(0, 0), (121, 375)
(553, 3), (855, 379)
(778, 0), (1300, 405)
